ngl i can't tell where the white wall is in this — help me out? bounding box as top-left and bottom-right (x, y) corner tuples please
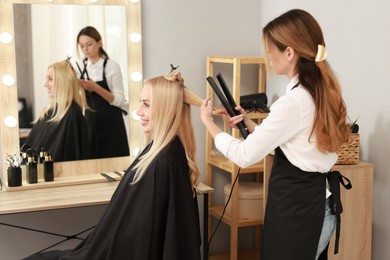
(1, 0), (389, 259)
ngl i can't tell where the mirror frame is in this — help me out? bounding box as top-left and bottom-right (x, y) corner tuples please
(0, 0), (142, 190)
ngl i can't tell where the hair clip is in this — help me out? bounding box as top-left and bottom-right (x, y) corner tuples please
(65, 56), (77, 73)
(170, 64), (180, 72)
(315, 45), (327, 62)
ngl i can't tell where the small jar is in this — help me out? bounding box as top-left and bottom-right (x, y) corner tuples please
(7, 166), (22, 187)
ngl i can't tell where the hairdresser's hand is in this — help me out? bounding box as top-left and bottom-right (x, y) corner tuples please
(79, 79), (98, 92)
(213, 106), (248, 130)
(200, 97), (223, 138)
(213, 108), (228, 117)
(229, 106), (257, 133)
(200, 96), (213, 123)
(80, 79), (115, 104)
(228, 106), (247, 128)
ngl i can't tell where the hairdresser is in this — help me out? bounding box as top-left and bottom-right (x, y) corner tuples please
(200, 9), (351, 260)
(76, 26), (129, 159)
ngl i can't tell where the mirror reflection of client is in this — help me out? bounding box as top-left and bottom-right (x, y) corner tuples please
(76, 26), (129, 159)
(23, 70), (202, 260)
(23, 60), (90, 162)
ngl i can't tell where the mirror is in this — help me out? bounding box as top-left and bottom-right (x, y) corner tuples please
(0, 0), (142, 190)
(15, 4), (131, 160)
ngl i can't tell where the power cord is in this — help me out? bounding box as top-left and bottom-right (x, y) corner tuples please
(207, 167), (241, 254)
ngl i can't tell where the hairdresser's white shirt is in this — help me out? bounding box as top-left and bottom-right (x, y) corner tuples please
(86, 58), (128, 111)
(215, 75), (338, 174)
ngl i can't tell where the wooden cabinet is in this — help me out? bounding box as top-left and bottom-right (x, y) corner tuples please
(205, 56), (268, 260)
(329, 162), (373, 260)
(264, 155), (373, 260)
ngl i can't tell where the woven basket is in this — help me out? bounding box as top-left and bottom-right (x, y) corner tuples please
(336, 133), (360, 165)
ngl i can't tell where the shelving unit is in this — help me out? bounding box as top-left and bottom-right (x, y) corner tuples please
(205, 56), (268, 260)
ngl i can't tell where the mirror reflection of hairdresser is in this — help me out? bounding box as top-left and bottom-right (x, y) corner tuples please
(76, 26), (129, 159)
(24, 60), (90, 162)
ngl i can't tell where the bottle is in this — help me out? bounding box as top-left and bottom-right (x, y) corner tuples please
(26, 149), (38, 184)
(20, 144), (30, 165)
(38, 148), (46, 164)
(38, 148), (46, 179)
(43, 152), (54, 182)
(20, 145), (30, 179)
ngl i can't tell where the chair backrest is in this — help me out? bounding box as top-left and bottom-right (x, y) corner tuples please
(18, 97), (31, 128)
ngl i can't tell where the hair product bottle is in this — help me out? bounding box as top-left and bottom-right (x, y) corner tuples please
(37, 148), (46, 179)
(38, 148), (46, 164)
(26, 149), (38, 184)
(20, 144), (30, 165)
(43, 152), (54, 182)
(20, 144), (30, 179)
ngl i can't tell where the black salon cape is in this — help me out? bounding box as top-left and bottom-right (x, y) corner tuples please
(24, 102), (90, 162)
(24, 136), (201, 260)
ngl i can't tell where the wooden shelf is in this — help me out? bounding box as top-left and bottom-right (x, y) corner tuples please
(246, 111), (268, 120)
(206, 56), (268, 260)
(207, 155), (263, 174)
(208, 56), (266, 65)
(209, 206), (263, 227)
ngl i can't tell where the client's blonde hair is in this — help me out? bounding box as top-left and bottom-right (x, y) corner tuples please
(37, 60), (87, 123)
(132, 70), (201, 189)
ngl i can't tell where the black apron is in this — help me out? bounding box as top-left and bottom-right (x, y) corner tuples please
(85, 59), (130, 159)
(261, 147), (352, 260)
(261, 147), (326, 260)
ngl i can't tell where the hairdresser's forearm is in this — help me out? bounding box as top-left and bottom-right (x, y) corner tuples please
(245, 118), (258, 133)
(202, 118), (223, 138)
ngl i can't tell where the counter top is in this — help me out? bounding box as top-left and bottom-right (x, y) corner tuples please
(0, 180), (213, 215)
(0, 181), (119, 215)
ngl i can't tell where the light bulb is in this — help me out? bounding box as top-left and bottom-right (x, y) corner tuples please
(4, 116), (17, 128)
(2, 74), (15, 86)
(0, 32), (12, 44)
(130, 72), (142, 82)
(129, 32), (141, 43)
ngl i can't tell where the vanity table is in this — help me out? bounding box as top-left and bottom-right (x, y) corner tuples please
(0, 180), (213, 259)
(0, 180), (118, 215)
(0, 180), (119, 257)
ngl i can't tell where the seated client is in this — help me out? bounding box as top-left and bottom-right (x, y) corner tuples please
(24, 59), (90, 162)
(24, 69), (202, 260)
